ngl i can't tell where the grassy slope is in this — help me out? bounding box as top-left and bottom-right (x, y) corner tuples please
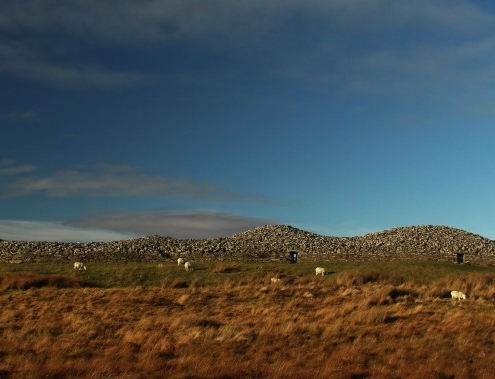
(0, 261), (494, 378)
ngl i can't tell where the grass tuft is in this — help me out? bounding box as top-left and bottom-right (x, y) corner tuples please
(0, 274), (90, 290)
(210, 263), (241, 273)
(161, 278), (189, 289)
(336, 270), (406, 287)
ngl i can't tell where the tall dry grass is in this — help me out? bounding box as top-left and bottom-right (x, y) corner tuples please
(0, 273), (90, 290)
(0, 271), (494, 378)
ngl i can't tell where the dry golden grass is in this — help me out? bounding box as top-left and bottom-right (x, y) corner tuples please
(209, 263), (241, 274)
(0, 274), (89, 290)
(0, 270), (494, 378)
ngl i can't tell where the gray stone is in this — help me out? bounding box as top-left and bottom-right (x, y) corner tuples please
(0, 225), (494, 264)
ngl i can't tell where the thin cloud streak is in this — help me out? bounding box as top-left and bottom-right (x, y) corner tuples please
(0, 163), (273, 203)
(0, 41), (149, 88)
(67, 210), (275, 239)
(0, 160), (37, 176)
(0, 220), (135, 242)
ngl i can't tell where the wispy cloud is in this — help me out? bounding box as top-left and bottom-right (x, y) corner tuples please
(0, 162), (271, 203)
(0, 41), (148, 88)
(0, 210), (274, 241)
(2, 0), (494, 90)
(0, 219), (135, 242)
(1, 1), (490, 44)
(66, 210), (274, 239)
(0, 160), (37, 176)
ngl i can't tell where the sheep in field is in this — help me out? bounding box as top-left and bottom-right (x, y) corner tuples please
(184, 261), (196, 271)
(74, 262), (86, 271)
(177, 258), (186, 266)
(315, 267), (326, 276)
(451, 290), (467, 300)
(271, 277), (281, 283)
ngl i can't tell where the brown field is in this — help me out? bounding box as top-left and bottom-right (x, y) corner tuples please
(0, 262), (495, 378)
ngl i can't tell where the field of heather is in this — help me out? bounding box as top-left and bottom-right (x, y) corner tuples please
(0, 261), (494, 378)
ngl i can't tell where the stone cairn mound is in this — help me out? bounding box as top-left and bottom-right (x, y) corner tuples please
(1, 224), (495, 264)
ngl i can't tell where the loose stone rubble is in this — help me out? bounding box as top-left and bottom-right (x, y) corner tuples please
(1, 224), (495, 264)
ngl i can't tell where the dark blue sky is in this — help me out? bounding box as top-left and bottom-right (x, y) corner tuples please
(2, 0), (495, 241)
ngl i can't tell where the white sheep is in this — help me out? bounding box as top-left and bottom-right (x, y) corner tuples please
(315, 267), (326, 276)
(177, 257), (186, 266)
(271, 277), (281, 283)
(184, 261), (196, 271)
(74, 262), (86, 271)
(451, 290), (467, 300)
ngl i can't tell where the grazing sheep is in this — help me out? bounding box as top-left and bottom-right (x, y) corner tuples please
(74, 262), (86, 271)
(315, 267), (326, 276)
(451, 290), (467, 300)
(177, 258), (186, 266)
(271, 277), (281, 283)
(184, 261), (196, 271)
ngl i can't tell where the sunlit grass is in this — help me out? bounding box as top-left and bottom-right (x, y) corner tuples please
(0, 260), (491, 288)
(0, 261), (493, 377)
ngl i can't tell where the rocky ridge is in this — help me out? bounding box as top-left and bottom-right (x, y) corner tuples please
(1, 224), (494, 264)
